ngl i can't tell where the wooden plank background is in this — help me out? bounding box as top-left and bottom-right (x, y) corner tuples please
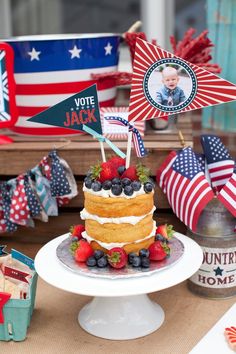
(0, 115), (192, 241)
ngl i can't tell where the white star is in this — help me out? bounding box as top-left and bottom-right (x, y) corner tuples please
(69, 45), (82, 59)
(28, 47), (41, 61)
(104, 42), (113, 55)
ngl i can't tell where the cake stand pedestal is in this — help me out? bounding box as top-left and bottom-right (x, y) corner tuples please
(35, 232), (203, 340)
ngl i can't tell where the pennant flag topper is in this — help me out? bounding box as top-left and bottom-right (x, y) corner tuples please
(28, 84), (103, 135)
(129, 38), (236, 122)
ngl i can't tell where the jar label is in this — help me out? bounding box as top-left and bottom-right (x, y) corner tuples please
(190, 246), (236, 288)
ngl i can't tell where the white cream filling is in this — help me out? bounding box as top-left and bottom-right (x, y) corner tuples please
(81, 221), (156, 250)
(83, 184), (147, 199)
(80, 206), (156, 225)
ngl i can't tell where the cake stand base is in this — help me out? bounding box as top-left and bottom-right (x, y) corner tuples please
(78, 294), (165, 340)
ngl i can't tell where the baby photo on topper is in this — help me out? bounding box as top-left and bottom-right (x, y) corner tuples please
(129, 38), (236, 122)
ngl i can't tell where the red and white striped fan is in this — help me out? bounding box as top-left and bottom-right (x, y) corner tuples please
(101, 107), (145, 139)
(129, 38), (236, 122)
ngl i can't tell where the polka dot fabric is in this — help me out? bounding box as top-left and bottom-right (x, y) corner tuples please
(0, 196), (7, 233)
(49, 150), (71, 197)
(24, 176), (41, 217)
(0, 183), (18, 233)
(39, 156), (51, 180)
(9, 175), (31, 226)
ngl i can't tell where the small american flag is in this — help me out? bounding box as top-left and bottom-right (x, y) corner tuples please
(217, 165), (236, 217)
(156, 147), (214, 231)
(201, 135), (235, 192)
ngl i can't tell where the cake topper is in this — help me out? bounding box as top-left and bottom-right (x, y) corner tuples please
(128, 38), (236, 122)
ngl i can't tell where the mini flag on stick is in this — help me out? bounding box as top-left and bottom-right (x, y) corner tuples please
(217, 165), (236, 217)
(27, 84), (103, 134)
(105, 115), (147, 157)
(129, 38), (236, 122)
(201, 135), (235, 193)
(156, 147), (215, 231)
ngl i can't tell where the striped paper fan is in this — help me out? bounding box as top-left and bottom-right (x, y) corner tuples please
(129, 38), (236, 122)
(101, 107), (145, 139)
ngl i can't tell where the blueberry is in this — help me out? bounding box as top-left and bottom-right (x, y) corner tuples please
(97, 255), (108, 268)
(141, 257), (150, 268)
(102, 180), (112, 190)
(148, 178), (155, 187)
(84, 177), (93, 189)
(118, 166), (126, 175)
(131, 180), (141, 191)
(128, 252), (137, 264)
(123, 185), (133, 196)
(86, 256), (97, 267)
(71, 237), (78, 242)
(112, 177), (121, 185)
(132, 256), (142, 267)
(91, 181), (102, 192)
(111, 184), (122, 196)
(144, 182), (153, 193)
(94, 249), (105, 260)
(139, 248), (150, 258)
(155, 234), (166, 242)
(121, 178), (131, 187)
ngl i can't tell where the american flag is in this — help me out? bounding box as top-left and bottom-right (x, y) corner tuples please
(7, 35), (120, 136)
(105, 115), (147, 157)
(201, 135), (235, 192)
(217, 165), (236, 217)
(156, 147), (214, 231)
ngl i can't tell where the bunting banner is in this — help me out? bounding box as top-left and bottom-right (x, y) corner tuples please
(128, 38), (236, 122)
(27, 84), (103, 134)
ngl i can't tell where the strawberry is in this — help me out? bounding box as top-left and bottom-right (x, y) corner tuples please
(70, 224), (85, 240)
(148, 241), (170, 261)
(156, 224), (174, 240)
(108, 156), (125, 169)
(107, 247), (128, 269)
(121, 166), (138, 181)
(74, 240), (94, 263)
(91, 161), (118, 183)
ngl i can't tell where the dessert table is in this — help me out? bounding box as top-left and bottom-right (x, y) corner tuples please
(34, 232), (203, 340)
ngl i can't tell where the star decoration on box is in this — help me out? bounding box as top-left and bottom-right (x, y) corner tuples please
(104, 42), (112, 55)
(213, 266), (224, 276)
(28, 47), (41, 61)
(69, 45), (82, 59)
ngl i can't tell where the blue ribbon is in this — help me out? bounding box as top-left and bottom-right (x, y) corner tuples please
(82, 125), (126, 159)
(105, 116), (147, 157)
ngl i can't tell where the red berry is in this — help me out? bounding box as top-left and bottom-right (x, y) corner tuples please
(70, 224), (85, 240)
(156, 224), (174, 240)
(74, 240), (94, 262)
(108, 156), (125, 169)
(107, 247), (128, 269)
(98, 162), (119, 183)
(121, 166), (138, 181)
(148, 241), (170, 261)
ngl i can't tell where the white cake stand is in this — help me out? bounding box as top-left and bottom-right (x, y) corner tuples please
(35, 232), (203, 340)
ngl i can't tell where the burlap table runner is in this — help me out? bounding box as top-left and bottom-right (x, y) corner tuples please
(1, 275), (235, 354)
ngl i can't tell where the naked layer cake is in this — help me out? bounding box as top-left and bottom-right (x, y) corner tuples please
(80, 156), (156, 253)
